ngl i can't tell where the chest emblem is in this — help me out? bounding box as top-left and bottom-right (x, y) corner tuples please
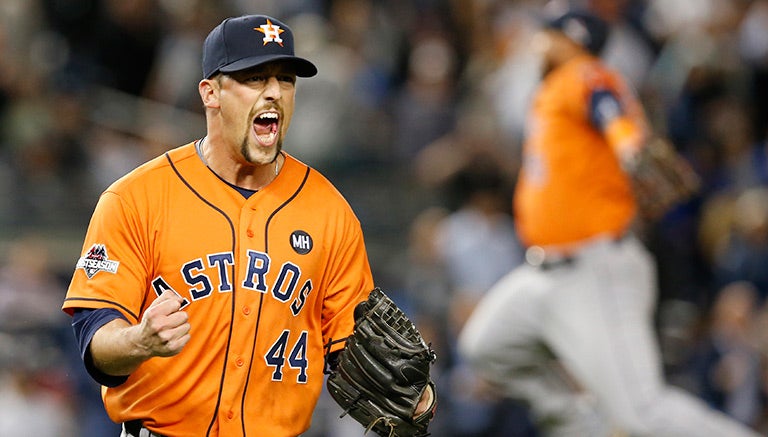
(290, 230), (313, 255)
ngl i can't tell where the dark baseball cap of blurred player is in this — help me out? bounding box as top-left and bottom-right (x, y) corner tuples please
(541, 5), (610, 56)
(202, 14), (318, 79)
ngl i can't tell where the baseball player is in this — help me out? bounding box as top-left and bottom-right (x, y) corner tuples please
(61, 15), (434, 437)
(457, 8), (760, 437)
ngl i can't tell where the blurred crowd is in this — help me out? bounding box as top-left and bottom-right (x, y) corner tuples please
(1, 0), (767, 435)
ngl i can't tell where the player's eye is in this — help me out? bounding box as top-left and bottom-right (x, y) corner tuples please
(277, 75), (296, 84)
(246, 75), (268, 83)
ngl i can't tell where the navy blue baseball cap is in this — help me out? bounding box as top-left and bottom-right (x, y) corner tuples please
(545, 10), (609, 55)
(202, 15), (317, 79)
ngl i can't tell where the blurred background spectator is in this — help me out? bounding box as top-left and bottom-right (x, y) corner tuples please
(690, 281), (764, 428)
(1, 0), (767, 435)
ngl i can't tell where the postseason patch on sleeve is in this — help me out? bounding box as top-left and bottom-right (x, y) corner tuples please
(76, 244), (120, 279)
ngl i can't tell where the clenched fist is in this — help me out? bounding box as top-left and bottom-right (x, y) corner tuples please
(136, 289), (191, 357)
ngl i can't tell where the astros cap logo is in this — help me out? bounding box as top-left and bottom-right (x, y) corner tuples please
(256, 19), (284, 46)
(202, 14), (318, 79)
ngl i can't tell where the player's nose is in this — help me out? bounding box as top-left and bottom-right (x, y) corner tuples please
(263, 76), (282, 101)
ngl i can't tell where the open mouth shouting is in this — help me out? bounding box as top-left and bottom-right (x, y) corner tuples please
(254, 111), (280, 147)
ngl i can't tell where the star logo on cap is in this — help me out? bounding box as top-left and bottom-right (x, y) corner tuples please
(255, 19), (285, 46)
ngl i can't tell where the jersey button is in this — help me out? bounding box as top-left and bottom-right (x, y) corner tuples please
(246, 229), (254, 238)
(226, 411), (234, 420)
(242, 306), (251, 315)
(235, 358), (244, 367)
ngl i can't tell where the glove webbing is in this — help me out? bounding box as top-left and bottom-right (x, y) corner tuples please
(364, 288), (434, 361)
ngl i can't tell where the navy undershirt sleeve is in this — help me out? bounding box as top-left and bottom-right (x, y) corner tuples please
(72, 308), (131, 387)
(589, 89), (624, 132)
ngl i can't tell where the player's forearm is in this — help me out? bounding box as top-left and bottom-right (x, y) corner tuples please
(90, 318), (153, 376)
(90, 290), (191, 377)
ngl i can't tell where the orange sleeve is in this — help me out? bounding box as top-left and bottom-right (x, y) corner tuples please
(62, 190), (151, 322)
(581, 68), (646, 157)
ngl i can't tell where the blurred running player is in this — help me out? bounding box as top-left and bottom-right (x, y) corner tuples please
(458, 6), (761, 437)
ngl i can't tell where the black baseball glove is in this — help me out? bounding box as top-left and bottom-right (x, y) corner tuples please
(626, 137), (700, 221)
(326, 288), (437, 436)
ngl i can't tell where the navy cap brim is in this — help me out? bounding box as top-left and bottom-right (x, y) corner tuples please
(215, 54), (317, 78)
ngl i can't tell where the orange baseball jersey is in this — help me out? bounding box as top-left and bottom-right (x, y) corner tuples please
(514, 54), (648, 247)
(62, 142), (374, 436)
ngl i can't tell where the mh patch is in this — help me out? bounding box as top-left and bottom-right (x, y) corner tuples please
(76, 244), (120, 279)
(290, 230), (313, 255)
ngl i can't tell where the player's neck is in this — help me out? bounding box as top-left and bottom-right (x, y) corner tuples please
(196, 137), (283, 191)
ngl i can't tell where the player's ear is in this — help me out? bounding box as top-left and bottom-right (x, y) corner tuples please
(199, 78), (220, 109)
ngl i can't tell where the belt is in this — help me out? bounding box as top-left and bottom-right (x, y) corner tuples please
(525, 233), (629, 270)
(124, 420), (166, 437)
(525, 245), (575, 270)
